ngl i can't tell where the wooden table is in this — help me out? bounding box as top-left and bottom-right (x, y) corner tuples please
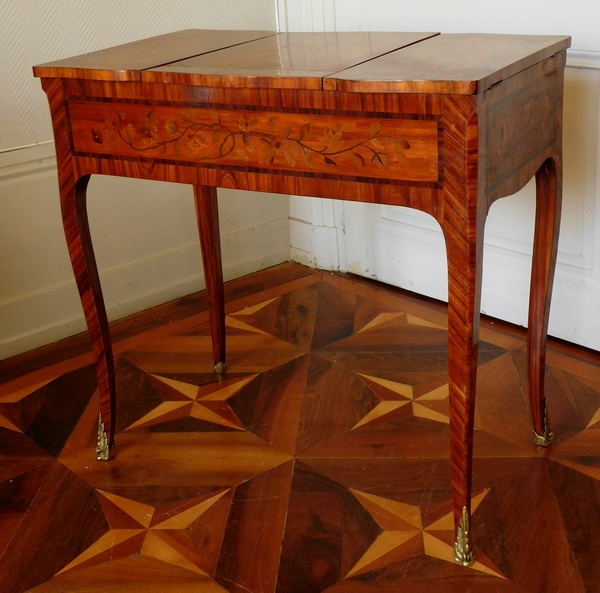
(34, 29), (570, 566)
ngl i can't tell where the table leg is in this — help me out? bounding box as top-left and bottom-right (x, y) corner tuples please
(443, 208), (485, 567)
(194, 185), (226, 373)
(528, 157), (562, 446)
(60, 174), (115, 461)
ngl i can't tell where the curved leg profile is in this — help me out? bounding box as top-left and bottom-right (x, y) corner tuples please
(442, 203), (485, 567)
(528, 157), (562, 446)
(194, 185), (226, 373)
(439, 98), (484, 566)
(61, 174), (115, 460)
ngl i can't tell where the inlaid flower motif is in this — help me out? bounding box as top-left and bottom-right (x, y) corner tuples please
(238, 116), (260, 133)
(136, 111), (159, 146)
(260, 128), (299, 166)
(318, 124), (345, 151)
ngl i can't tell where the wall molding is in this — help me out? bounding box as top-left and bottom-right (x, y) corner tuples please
(567, 49), (600, 69)
(0, 142), (56, 176)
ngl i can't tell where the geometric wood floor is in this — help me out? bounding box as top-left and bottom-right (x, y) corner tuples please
(1, 263), (599, 592)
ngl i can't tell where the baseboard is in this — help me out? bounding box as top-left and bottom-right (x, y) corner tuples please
(0, 219), (290, 360)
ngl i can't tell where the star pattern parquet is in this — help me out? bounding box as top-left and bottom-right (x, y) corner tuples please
(1, 267), (600, 592)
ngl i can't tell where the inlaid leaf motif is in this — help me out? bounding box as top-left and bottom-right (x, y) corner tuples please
(299, 123), (312, 141)
(235, 149), (250, 161)
(165, 120), (178, 134)
(221, 135), (234, 155)
(91, 129), (102, 144)
(283, 151), (296, 167)
(267, 115), (278, 131)
(393, 144), (406, 163)
(372, 153), (387, 168)
(370, 122), (381, 137)
(211, 112), (221, 124)
(302, 149), (314, 168)
(324, 156), (337, 166)
(242, 134), (255, 153)
(352, 151), (365, 167)
(370, 138), (385, 150)
(126, 123), (135, 143)
(212, 129), (223, 144)
(180, 111), (197, 124)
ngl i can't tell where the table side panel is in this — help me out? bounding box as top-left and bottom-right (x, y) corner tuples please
(68, 101), (440, 183)
(483, 52), (565, 204)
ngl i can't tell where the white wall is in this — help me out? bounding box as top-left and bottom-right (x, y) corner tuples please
(281, 0), (600, 351)
(3, 0), (599, 358)
(0, 0), (289, 359)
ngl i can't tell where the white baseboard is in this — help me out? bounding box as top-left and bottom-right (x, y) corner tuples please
(0, 218), (290, 360)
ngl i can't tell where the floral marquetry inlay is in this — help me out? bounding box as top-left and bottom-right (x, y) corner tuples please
(68, 101), (440, 182)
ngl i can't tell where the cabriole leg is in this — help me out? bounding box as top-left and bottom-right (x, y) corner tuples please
(528, 157), (562, 447)
(61, 174), (115, 461)
(444, 206), (485, 568)
(194, 185), (226, 374)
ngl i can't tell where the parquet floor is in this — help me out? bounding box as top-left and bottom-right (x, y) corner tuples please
(1, 263), (600, 592)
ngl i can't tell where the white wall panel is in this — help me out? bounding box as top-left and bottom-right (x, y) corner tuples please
(281, 0), (600, 350)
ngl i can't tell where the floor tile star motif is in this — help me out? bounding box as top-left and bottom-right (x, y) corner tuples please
(226, 298), (279, 335)
(354, 373), (450, 427)
(346, 488), (506, 579)
(57, 488), (231, 577)
(356, 311), (446, 334)
(124, 374), (258, 431)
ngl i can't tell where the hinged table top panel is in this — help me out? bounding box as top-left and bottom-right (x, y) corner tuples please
(33, 30), (571, 95)
(142, 32), (439, 89)
(32, 29), (277, 81)
(324, 33), (571, 94)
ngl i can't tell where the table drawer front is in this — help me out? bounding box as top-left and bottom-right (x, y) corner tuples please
(68, 101), (440, 183)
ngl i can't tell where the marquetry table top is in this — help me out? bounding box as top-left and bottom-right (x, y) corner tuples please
(33, 30), (570, 94)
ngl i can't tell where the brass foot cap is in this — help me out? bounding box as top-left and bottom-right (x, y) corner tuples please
(214, 362), (226, 374)
(453, 548), (475, 567)
(96, 443), (115, 461)
(454, 506), (474, 566)
(533, 429), (555, 447)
